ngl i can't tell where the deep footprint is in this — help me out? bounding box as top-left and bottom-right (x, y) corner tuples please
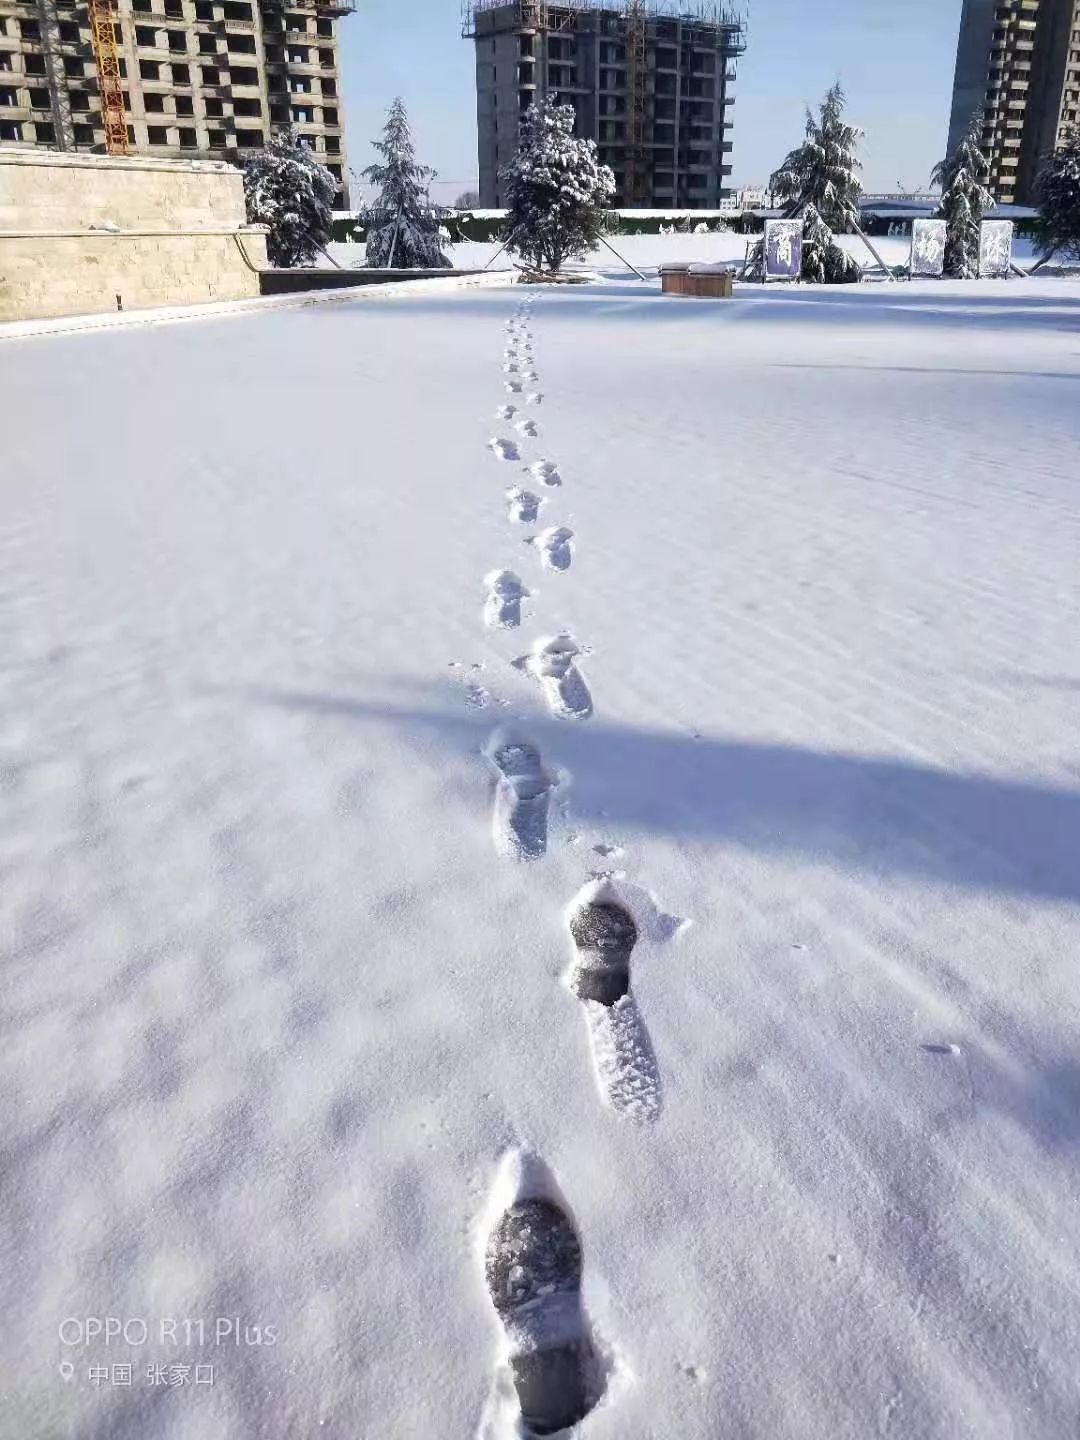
(486, 731), (554, 860)
(525, 635), (592, 719)
(515, 418), (539, 438)
(485, 1190), (601, 1435)
(484, 570), (528, 629)
(489, 437), (520, 462)
(530, 460), (561, 488)
(535, 526), (574, 572)
(506, 488), (542, 524)
(568, 894), (663, 1121)
(496, 404), (518, 420)
(526, 393), (544, 406)
(569, 901), (636, 1005)
(505, 381), (523, 395)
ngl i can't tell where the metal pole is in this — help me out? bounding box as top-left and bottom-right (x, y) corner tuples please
(1027, 246), (1058, 275)
(483, 240), (512, 271)
(597, 231), (649, 281)
(850, 219), (897, 280)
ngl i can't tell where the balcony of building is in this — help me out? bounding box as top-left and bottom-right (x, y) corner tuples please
(259, 0), (354, 19)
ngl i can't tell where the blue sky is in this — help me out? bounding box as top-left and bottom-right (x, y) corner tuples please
(339, 0), (963, 202)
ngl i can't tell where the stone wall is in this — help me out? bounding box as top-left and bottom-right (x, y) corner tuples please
(0, 151), (267, 321)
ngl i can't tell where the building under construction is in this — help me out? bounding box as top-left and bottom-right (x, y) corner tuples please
(463, 0), (746, 208)
(0, 0), (353, 198)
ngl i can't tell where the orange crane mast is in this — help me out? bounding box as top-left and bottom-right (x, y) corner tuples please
(87, 0), (128, 155)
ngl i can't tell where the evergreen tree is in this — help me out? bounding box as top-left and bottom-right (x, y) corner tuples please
(800, 204), (861, 284)
(771, 83), (863, 232)
(243, 130), (336, 268)
(745, 84), (863, 283)
(501, 101), (615, 274)
(931, 112), (995, 278)
(1035, 125), (1080, 263)
(362, 98), (451, 269)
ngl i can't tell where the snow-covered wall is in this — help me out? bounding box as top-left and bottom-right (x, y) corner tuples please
(0, 151), (267, 322)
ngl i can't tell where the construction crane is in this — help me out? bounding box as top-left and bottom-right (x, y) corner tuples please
(624, 0), (647, 206)
(87, 0), (129, 155)
(37, 0), (75, 150)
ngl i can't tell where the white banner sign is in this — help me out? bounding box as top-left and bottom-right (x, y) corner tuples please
(979, 220), (1013, 278)
(910, 218), (947, 277)
(763, 220), (802, 281)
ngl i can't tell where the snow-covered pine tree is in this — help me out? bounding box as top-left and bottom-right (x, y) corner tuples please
(771, 82), (863, 232)
(931, 112), (995, 278)
(801, 203), (861, 284)
(500, 100), (615, 274)
(242, 129), (337, 268)
(745, 84), (863, 283)
(362, 98), (451, 269)
(1035, 124), (1080, 263)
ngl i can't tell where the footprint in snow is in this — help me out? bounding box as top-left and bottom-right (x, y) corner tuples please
(526, 393), (544, 407)
(504, 361), (520, 374)
(506, 488), (542, 524)
(505, 380), (523, 395)
(483, 570), (529, 629)
(515, 417), (539, 439)
(485, 729), (555, 860)
(496, 404), (518, 421)
(489, 437), (520, 463)
(522, 370), (540, 382)
(483, 1151), (606, 1437)
(534, 526), (574, 572)
(567, 882), (664, 1122)
(570, 897), (636, 1006)
(530, 459), (561, 488)
(519, 634), (592, 720)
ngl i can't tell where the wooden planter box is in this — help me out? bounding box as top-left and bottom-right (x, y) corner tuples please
(660, 264), (734, 298)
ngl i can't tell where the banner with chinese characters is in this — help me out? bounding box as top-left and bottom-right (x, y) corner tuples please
(979, 220), (1014, 278)
(910, 218), (947, 277)
(763, 220), (803, 281)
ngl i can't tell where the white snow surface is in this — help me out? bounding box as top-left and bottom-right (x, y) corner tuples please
(2, 270), (1080, 1440)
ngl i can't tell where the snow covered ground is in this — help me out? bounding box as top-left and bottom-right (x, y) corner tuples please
(2, 270), (1080, 1440)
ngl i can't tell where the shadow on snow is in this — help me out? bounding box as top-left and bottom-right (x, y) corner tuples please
(247, 683), (1080, 909)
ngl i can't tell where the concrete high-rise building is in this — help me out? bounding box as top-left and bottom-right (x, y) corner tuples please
(0, 0), (352, 199)
(463, 0), (746, 209)
(947, 0), (1080, 205)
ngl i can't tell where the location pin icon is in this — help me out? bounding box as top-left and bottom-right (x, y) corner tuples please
(59, 1362), (74, 1382)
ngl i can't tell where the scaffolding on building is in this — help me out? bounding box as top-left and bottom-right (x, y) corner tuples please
(37, 0), (76, 151)
(624, 0), (646, 204)
(462, 0), (744, 33)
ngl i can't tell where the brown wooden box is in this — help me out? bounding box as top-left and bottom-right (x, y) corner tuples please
(660, 265), (733, 298)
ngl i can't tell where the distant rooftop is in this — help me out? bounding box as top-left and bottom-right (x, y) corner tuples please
(463, 0), (744, 30)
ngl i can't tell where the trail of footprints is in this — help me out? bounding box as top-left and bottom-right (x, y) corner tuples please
(478, 294), (669, 1433)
